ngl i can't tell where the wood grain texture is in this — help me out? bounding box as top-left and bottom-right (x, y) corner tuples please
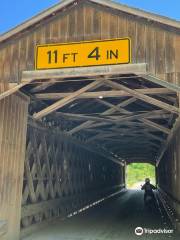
(0, 93), (29, 240)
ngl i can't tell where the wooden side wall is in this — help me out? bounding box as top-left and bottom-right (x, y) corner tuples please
(0, 1), (180, 92)
(0, 93), (29, 240)
(157, 127), (180, 219)
(21, 120), (124, 237)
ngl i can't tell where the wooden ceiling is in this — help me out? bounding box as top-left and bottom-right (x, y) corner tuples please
(20, 63), (180, 165)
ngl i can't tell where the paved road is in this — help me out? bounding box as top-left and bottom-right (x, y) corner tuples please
(23, 190), (179, 240)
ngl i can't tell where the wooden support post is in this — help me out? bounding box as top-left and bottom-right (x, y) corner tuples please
(0, 92), (29, 240)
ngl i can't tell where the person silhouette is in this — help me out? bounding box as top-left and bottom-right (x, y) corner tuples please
(141, 178), (156, 204)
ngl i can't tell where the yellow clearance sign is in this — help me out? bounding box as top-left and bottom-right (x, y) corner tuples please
(35, 38), (131, 70)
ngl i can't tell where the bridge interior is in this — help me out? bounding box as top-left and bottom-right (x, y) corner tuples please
(23, 64), (179, 165)
(17, 64), (180, 239)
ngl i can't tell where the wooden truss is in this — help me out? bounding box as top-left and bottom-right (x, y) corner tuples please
(4, 63), (179, 166)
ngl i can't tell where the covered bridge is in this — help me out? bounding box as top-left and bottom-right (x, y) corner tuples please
(0, 0), (180, 239)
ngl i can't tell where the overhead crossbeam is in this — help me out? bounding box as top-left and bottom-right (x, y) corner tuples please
(56, 110), (168, 124)
(34, 88), (175, 100)
(33, 79), (104, 119)
(22, 63), (147, 82)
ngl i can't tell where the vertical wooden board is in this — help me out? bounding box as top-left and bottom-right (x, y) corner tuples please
(50, 18), (60, 43)
(165, 32), (175, 73)
(0, 98), (9, 207)
(165, 31), (175, 84)
(176, 73), (180, 86)
(117, 14), (128, 38)
(109, 13), (118, 39)
(92, 8), (101, 40)
(126, 17), (136, 63)
(3, 45), (11, 87)
(135, 22), (146, 63)
(34, 28), (41, 46)
(155, 28), (166, 79)
(60, 14), (69, 42)
(9, 42), (18, 83)
(0, 49), (5, 92)
(26, 33), (35, 70)
(45, 22), (51, 43)
(18, 37), (28, 76)
(100, 11), (110, 39)
(0, 93), (29, 240)
(145, 25), (156, 74)
(68, 8), (77, 41)
(76, 4), (85, 41)
(84, 6), (94, 40)
(175, 35), (180, 74)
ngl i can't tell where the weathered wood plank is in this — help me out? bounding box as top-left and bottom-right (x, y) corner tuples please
(22, 63), (147, 81)
(0, 93), (29, 240)
(35, 88), (175, 100)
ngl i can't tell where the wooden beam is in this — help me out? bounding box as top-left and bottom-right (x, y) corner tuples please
(156, 116), (180, 166)
(68, 98), (136, 134)
(33, 79), (104, 119)
(56, 110), (168, 124)
(142, 118), (170, 134)
(34, 88), (174, 100)
(95, 99), (170, 134)
(22, 63), (147, 82)
(144, 74), (180, 93)
(0, 82), (30, 101)
(30, 78), (58, 93)
(105, 79), (180, 114)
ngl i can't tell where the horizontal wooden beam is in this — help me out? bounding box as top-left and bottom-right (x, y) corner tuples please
(56, 110), (169, 124)
(22, 63), (147, 82)
(35, 88), (174, 100)
(33, 79), (104, 119)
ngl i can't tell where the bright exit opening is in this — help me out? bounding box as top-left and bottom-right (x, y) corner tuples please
(126, 163), (156, 189)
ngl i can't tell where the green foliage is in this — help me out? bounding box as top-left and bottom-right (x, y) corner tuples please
(126, 163), (155, 188)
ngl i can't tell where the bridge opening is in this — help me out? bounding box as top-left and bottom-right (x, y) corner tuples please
(126, 163), (156, 189)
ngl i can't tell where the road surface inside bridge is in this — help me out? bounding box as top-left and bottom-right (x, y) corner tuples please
(23, 190), (179, 240)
